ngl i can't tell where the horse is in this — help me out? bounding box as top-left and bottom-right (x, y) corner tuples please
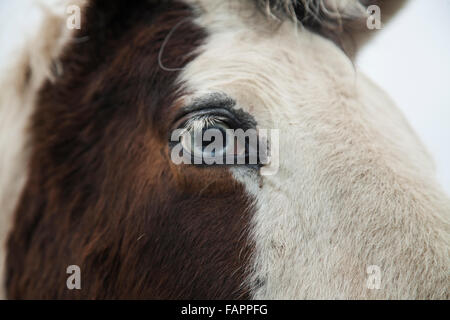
(0, 0), (448, 299)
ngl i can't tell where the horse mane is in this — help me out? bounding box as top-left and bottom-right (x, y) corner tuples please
(253, 0), (408, 56)
(258, 0), (364, 23)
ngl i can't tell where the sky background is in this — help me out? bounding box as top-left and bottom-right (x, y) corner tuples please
(1, 0), (449, 194)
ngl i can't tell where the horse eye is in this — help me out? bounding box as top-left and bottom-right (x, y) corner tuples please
(180, 121), (237, 161)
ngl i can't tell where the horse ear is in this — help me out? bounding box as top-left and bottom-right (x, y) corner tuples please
(0, 0), (86, 94)
(339, 0), (409, 57)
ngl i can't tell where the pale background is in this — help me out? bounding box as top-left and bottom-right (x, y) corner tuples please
(357, 0), (450, 194)
(0, 0), (449, 193)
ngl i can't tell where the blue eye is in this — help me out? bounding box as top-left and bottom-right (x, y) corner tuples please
(180, 121), (234, 160)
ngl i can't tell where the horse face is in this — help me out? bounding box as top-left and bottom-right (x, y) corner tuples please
(5, 0), (448, 300)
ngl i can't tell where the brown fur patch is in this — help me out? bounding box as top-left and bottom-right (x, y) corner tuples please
(6, 0), (255, 299)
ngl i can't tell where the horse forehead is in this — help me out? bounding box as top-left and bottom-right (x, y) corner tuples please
(179, 3), (355, 126)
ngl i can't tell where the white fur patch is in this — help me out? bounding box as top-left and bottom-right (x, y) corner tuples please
(181, 0), (450, 299)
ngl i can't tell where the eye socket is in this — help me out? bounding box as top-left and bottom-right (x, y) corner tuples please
(169, 103), (263, 167)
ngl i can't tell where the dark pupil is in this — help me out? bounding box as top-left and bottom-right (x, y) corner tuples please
(192, 125), (227, 156)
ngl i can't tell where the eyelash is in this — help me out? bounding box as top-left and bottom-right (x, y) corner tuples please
(183, 115), (231, 133)
(169, 110), (253, 166)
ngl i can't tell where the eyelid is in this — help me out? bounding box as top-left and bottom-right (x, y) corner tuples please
(172, 108), (240, 131)
(184, 115), (229, 132)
